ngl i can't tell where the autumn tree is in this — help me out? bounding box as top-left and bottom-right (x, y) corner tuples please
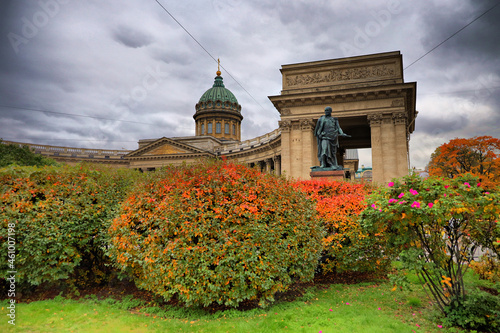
(428, 136), (500, 189)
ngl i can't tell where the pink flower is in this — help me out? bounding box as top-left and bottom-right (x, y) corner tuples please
(329, 309), (333, 311)
(485, 192), (490, 195)
(398, 192), (405, 198)
(378, 307), (381, 310)
(371, 204), (377, 209)
(428, 202), (434, 208)
(444, 185), (449, 189)
(388, 182), (394, 187)
(346, 302), (350, 305)
(464, 182), (470, 187)
(388, 198), (398, 204)
(437, 325), (443, 328)
(444, 194), (447, 197)
(411, 201), (421, 208)
(398, 201), (406, 204)
(410, 189), (418, 195)
(477, 183), (481, 187)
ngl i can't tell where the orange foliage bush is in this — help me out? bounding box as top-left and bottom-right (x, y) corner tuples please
(293, 180), (390, 273)
(108, 160), (324, 307)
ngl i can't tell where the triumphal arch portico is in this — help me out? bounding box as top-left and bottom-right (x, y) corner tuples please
(269, 51), (417, 183)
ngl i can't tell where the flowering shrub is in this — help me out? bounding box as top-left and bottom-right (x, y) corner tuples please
(108, 160), (324, 307)
(293, 180), (390, 273)
(0, 164), (138, 287)
(361, 173), (500, 322)
(469, 255), (500, 283)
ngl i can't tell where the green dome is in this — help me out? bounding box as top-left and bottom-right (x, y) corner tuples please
(199, 75), (239, 104)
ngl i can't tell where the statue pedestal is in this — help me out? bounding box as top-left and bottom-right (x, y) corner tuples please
(310, 169), (346, 181)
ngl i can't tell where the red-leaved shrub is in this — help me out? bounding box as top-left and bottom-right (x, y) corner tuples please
(293, 179), (390, 273)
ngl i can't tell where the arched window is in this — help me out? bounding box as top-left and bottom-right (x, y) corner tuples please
(224, 123), (230, 134)
(216, 122), (221, 134)
(232, 124), (236, 135)
(207, 123), (212, 134)
(201, 124), (205, 135)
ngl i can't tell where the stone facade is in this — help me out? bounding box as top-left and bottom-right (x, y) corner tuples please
(269, 51), (416, 183)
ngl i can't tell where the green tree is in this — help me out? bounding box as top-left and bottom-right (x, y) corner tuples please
(0, 140), (58, 167)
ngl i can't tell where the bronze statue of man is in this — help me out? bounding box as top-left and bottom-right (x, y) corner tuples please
(314, 106), (350, 169)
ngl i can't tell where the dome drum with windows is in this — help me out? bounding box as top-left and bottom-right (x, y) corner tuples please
(194, 66), (243, 141)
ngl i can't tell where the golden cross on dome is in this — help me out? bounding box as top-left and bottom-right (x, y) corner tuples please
(216, 58), (221, 76)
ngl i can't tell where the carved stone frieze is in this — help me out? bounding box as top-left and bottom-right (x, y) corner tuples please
(285, 65), (396, 88)
(281, 108), (291, 116)
(391, 98), (405, 107)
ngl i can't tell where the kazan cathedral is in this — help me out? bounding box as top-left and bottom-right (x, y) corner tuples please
(11, 67), (357, 179)
(8, 52), (418, 183)
(125, 65), (291, 176)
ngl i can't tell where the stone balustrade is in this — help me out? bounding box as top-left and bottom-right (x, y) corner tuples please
(1, 140), (131, 160)
(214, 128), (281, 154)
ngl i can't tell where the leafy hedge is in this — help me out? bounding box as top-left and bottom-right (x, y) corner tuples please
(0, 164), (139, 287)
(108, 160), (324, 307)
(293, 180), (390, 273)
(0, 141), (58, 167)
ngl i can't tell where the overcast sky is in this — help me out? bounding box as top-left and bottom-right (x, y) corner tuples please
(1, 0), (499, 169)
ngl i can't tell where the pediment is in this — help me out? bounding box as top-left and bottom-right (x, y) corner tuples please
(126, 137), (210, 158)
(143, 144), (190, 156)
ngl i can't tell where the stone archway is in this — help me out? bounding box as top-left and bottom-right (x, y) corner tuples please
(269, 51), (417, 183)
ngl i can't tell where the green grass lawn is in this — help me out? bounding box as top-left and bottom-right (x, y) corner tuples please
(0, 276), (469, 333)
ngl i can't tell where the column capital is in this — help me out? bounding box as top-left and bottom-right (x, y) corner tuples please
(278, 120), (292, 132)
(300, 118), (314, 131)
(392, 111), (407, 125)
(367, 113), (383, 126)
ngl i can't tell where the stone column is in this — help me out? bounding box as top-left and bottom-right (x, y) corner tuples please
(279, 120), (291, 178)
(274, 155), (281, 176)
(381, 113), (397, 181)
(394, 112), (409, 177)
(300, 119), (315, 177)
(369, 112), (410, 184)
(368, 114), (384, 184)
(265, 158), (273, 173)
(290, 121), (302, 179)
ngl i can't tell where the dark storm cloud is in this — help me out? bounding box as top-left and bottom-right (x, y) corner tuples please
(112, 25), (154, 48)
(415, 0), (500, 68)
(416, 114), (469, 135)
(1, 0), (499, 165)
